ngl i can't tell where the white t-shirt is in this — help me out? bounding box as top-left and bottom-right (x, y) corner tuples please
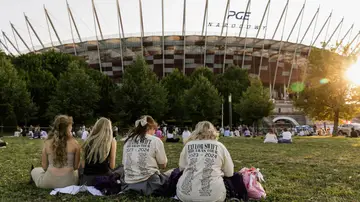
(282, 131), (292, 140)
(123, 134), (168, 184)
(299, 131), (305, 136)
(264, 133), (278, 143)
(182, 130), (191, 143)
(167, 133), (174, 139)
(234, 130), (240, 137)
(177, 140), (234, 202)
(81, 131), (89, 141)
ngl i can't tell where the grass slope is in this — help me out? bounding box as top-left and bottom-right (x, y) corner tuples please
(1, 136), (360, 202)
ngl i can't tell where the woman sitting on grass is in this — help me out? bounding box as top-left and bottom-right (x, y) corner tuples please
(176, 121), (235, 202)
(264, 129), (278, 143)
(31, 115), (80, 188)
(278, 128), (292, 143)
(80, 117), (117, 186)
(122, 115), (168, 196)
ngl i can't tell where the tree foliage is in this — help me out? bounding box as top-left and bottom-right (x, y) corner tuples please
(46, 61), (100, 124)
(114, 56), (168, 125)
(161, 68), (190, 122)
(216, 66), (250, 125)
(216, 66), (250, 100)
(184, 75), (222, 124)
(0, 52), (34, 126)
(190, 67), (215, 84)
(234, 79), (274, 126)
(12, 53), (58, 124)
(85, 68), (117, 119)
(294, 48), (360, 133)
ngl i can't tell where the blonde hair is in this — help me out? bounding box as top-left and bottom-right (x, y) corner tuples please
(47, 115), (73, 167)
(83, 117), (113, 164)
(186, 121), (219, 143)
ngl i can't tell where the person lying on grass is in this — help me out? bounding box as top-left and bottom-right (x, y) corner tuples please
(176, 121), (236, 202)
(31, 115), (80, 189)
(122, 115), (169, 196)
(80, 117), (118, 186)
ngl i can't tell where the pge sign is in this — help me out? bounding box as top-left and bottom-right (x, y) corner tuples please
(228, 11), (251, 20)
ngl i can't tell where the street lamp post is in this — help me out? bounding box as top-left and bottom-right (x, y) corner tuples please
(229, 94), (232, 128)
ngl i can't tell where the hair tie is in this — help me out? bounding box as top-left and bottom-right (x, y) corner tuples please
(135, 116), (148, 127)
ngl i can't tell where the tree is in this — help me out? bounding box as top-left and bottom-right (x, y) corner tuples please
(234, 79), (274, 126)
(85, 68), (117, 119)
(190, 67), (215, 84)
(184, 75), (222, 124)
(114, 56), (168, 125)
(215, 66), (250, 125)
(11, 51), (88, 125)
(12, 54), (57, 125)
(294, 48), (360, 134)
(46, 61), (100, 123)
(161, 69), (190, 122)
(0, 52), (34, 127)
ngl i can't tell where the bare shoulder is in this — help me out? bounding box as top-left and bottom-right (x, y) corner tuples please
(68, 137), (80, 149)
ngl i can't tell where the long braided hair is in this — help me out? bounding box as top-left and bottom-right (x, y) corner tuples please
(47, 115), (73, 167)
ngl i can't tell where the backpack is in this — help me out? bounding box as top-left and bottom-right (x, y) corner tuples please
(239, 167), (266, 200)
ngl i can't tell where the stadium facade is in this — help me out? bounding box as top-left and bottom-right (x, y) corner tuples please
(1, 0), (359, 125)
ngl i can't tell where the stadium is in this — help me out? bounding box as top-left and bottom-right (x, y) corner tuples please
(0, 0), (358, 102)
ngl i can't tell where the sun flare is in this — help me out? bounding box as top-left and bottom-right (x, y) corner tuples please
(345, 61), (360, 86)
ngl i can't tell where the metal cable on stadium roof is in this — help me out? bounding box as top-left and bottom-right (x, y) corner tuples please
(0, 39), (13, 56)
(238, 0), (251, 38)
(335, 24), (353, 53)
(44, 6), (54, 48)
(322, 10), (333, 49)
(287, 0), (306, 89)
(70, 8), (94, 34)
(10, 23), (20, 52)
(301, 6), (320, 85)
(258, 0), (271, 79)
(220, 0), (230, 37)
(66, 0), (77, 55)
(182, 0), (186, 74)
(92, 0), (102, 72)
(324, 17), (344, 49)
(116, 0), (125, 74)
(201, 0), (209, 36)
(67, 1), (82, 43)
(241, 0), (251, 71)
(2, 31), (20, 54)
(272, 0), (289, 96)
(222, 0), (231, 73)
(203, 0), (209, 68)
(10, 23), (31, 52)
(311, 11), (332, 47)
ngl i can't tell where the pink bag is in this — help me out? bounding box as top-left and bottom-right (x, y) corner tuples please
(240, 167), (266, 200)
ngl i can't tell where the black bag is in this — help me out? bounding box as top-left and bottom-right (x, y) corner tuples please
(223, 172), (249, 202)
(163, 168), (183, 197)
(94, 165), (125, 195)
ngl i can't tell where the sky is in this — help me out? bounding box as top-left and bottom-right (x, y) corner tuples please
(0, 0), (359, 54)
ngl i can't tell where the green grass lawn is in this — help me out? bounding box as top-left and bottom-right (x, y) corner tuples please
(1, 136), (360, 202)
